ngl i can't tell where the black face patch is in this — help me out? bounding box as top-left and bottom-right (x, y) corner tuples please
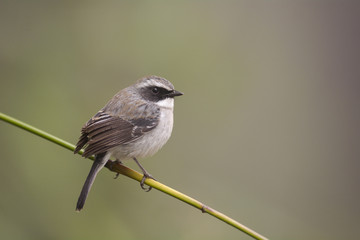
(140, 86), (173, 102)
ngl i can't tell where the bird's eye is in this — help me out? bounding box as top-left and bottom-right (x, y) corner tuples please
(152, 87), (159, 94)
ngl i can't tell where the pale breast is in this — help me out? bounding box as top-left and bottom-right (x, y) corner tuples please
(110, 107), (174, 160)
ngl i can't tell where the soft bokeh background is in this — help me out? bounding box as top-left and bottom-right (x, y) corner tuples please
(1, 1), (359, 239)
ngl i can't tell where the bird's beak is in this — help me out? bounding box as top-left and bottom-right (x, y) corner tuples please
(168, 90), (184, 98)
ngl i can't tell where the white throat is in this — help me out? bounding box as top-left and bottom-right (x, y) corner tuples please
(156, 98), (174, 110)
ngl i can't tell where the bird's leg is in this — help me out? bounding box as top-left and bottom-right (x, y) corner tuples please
(112, 159), (123, 179)
(132, 157), (156, 192)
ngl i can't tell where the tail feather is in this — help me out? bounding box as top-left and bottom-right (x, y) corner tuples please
(76, 153), (109, 211)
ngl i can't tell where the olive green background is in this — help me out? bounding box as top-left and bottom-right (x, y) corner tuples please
(1, 1), (359, 240)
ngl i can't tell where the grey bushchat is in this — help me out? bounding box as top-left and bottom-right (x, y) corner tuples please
(74, 76), (183, 211)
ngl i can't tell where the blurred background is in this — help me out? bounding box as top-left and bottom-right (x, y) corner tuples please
(1, 1), (359, 239)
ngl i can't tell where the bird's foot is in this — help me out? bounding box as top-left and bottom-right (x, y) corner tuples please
(109, 159), (123, 179)
(140, 173), (156, 192)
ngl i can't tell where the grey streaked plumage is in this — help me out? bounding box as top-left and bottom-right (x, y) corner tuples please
(74, 76), (182, 211)
(74, 110), (159, 158)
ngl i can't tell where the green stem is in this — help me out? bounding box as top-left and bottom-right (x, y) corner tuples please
(0, 112), (268, 240)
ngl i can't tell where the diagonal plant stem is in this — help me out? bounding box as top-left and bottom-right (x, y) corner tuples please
(0, 112), (268, 240)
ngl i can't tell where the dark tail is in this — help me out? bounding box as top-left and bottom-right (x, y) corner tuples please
(76, 153), (108, 211)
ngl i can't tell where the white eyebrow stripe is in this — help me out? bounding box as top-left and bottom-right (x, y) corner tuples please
(137, 79), (173, 91)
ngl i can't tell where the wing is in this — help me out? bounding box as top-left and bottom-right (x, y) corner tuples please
(74, 110), (159, 158)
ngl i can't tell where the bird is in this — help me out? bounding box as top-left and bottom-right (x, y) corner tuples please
(74, 75), (183, 211)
